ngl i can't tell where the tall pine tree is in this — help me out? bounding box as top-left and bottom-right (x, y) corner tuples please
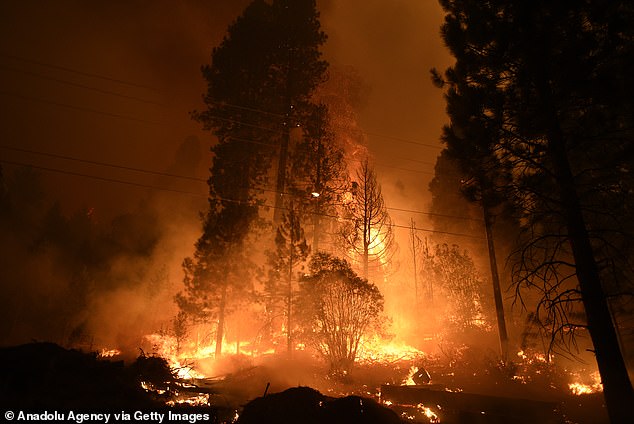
(179, 0), (328, 357)
(436, 0), (634, 419)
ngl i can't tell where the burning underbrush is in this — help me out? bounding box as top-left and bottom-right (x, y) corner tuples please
(0, 338), (610, 423)
(128, 332), (609, 423)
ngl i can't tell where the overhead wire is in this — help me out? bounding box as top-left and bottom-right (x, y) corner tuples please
(1, 52), (442, 149)
(0, 64), (164, 106)
(0, 156), (482, 239)
(0, 55), (438, 174)
(0, 159), (206, 198)
(0, 56), (474, 233)
(0, 52), (159, 91)
(0, 144), (206, 183)
(0, 90), (162, 125)
(0, 144), (475, 222)
(205, 99), (442, 149)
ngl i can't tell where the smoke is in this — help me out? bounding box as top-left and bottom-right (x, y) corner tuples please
(0, 137), (207, 353)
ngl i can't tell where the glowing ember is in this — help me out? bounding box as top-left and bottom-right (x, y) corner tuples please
(398, 403), (441, 423)
(516, 350), (550, 363)
(166, 394), (210, 406)
(416, 403), (440, 423)
(140, 381), (166, 395)
(97, 348), (121, 358)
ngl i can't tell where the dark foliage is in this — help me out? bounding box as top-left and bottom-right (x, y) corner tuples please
(237, 386), (403, 424)
(0, 343), (160, 409)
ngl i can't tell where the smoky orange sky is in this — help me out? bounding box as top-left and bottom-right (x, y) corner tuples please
(0, 0), (452, 226)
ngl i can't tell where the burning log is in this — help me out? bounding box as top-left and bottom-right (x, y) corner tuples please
(380, 384), (561, 424)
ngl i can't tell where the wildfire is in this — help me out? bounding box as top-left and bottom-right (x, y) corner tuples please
(143, 333), (219, 380)
(516, 350), (550, 363)
(401, 366), (431, 386)
(357, 337), (425, 364)
(417, 403), (440, 423)
(98, 348), (121, 358)
(166, 394), (210, 406)
(395, 402), (441, 423)
(568, 371), (603, 396)
(403, 366), (418, 386)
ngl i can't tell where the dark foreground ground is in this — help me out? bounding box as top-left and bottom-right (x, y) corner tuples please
(0, 343), (609, 423)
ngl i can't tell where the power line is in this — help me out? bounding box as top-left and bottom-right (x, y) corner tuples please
(207, 100), (285, 119)
(0, 88), (283, 133)
(1, 90), (430, 174)
(381, 155), (435, 167)
(0, 52), (158, 91)
(201, 100), (443, 149)
(1, 158), (482, 239)
(228, 135), (279, 148)
(386, 205), (483, 222)
(363, 130), (442, 150)
(1, 144), (478, 223)
(373, 162), (434, 175)
(0, 159), (206, 198)
(0, 90), (162, 125)
(0, 145), (206, 183)
(2, 53), (442, 150)
(0, 64), (164, 106)
(0, 90), (432, 176)
(0, 145), (308, 198)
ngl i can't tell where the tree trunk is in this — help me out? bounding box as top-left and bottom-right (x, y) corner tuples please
(215, 284), (227, 359)
(312, 203), (321, 252)
(312, 143), (323, 252)
(482, 201), (509, 361)
(273, 125), (290, 225)
(287, 249), (293, 355)
(546, 121), (634, 423)
(410, 219), (419, 305)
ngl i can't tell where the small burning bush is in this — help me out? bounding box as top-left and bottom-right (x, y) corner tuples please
(297, 253), (385, 376)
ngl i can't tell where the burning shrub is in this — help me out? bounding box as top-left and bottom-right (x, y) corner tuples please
(297, 253), (385, 375)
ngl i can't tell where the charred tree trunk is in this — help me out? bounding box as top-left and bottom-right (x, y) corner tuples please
(312, 207), (321, 252)
(410, 219), (420, 305)
(312, 142), (323, 252)
(286, 246), (293, 355)
(545, 113), (634, 423)
(215, 283), (227, 359)
(362, 183), (369, 280)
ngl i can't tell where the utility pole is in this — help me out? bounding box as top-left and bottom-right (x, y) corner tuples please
(482, 202), (509, 361)
(409, 218), (420, 304)
(274, 5), (294, 225)
(273, 112), (291, 224)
